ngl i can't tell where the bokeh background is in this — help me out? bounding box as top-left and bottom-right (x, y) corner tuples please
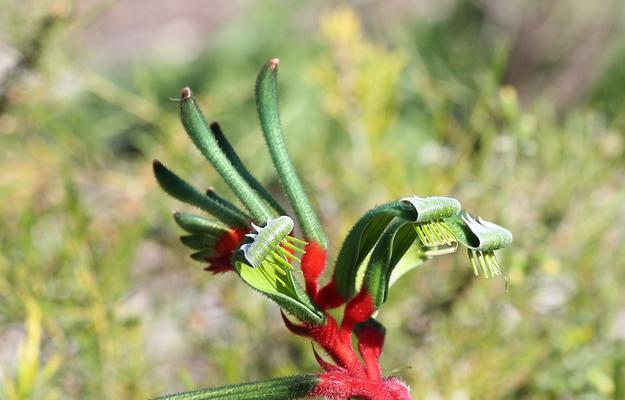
(2, 0), (625, 398)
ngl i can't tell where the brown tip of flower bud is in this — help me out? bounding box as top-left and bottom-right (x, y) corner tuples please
(180, 87), (192, 100)
(206, 187), (215, 195)
(267, 58), (280, 70)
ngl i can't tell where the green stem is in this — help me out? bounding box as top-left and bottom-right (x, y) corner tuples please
(211, 122), (287, 216)
(152, 374), (320, 400)
(180, 87), (272, 224)
(255, 59), (327, 248)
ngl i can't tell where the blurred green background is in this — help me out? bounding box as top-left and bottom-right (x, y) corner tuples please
(1, 0), (625, 398)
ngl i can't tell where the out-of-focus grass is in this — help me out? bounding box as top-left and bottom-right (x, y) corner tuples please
(1, 1), (625, 399)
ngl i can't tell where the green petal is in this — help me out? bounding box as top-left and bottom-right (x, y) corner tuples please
(180, 234), (218, 250)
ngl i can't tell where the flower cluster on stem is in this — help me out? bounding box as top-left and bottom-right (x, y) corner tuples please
(152, 59), (512, 400)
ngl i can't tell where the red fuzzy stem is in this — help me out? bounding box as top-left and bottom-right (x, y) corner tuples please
(340, 289), (375, 343)
(312, 345), (341, 372)
(309, 316), (364, 373)
(309, 372), (412, 400)
(356, 323), (385, 380)
(316, 281), (347, 310)
(281, 312), (364, 374)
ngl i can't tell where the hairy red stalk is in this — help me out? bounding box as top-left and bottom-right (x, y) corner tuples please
(282, 312), (364, 373)
(310, 370), (411, 400)
(356, 323), (385, 380)
(316, 281), (347, 310)
(340, 288), (375, 343)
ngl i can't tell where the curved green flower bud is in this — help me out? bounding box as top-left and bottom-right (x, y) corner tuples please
(232, 216), (323, 324)
(173, 212), (230, 236)
(211, 122), (286, 216)
(333, 196), (460, 302)
(180, 87), (273, 224)
(332, 200), (417, 301)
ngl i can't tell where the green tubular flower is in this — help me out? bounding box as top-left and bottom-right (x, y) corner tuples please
(232, 216), (323, 324)
(255, 59), (327, 247)
(445, 212), (513, 278)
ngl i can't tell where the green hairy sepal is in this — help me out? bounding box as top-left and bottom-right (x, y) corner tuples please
(152, 374), (319, 400)
(232, 216), (324, 324)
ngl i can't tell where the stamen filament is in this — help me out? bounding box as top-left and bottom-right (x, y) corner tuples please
(278, 246), (301, 261)
(468, 249), (479, 276)
(286, 236), (308, 247)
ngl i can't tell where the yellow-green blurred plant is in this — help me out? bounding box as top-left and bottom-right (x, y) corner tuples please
(309, 8), (407, 181)
(0, 298), (62, 400)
